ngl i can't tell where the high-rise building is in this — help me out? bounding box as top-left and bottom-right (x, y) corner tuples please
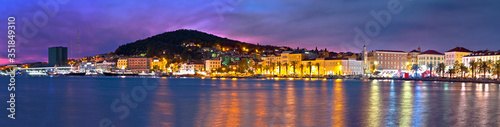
(48, 46), (68, 66)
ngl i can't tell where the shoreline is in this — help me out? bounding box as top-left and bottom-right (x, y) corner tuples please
(369, 77), (500, 84)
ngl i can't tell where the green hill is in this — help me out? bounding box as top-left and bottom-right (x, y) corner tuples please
(114, 29), (282, 61)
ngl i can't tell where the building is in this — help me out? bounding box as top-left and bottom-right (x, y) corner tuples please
(127, 57), (152, 73)
(205, 59), (221, 73)
(407, 49), (421, 67)
(367, 50), (408, 72)
(117, 58), (127, 69)
(95, 61), (115, 72)
(445, 47), (472, 68)
(298, 57), (361, 76)
(176, 63), (195, 75)
(362, 45), (368, 74)
(189, 61), (205, 72)
(418, 50), (445, 70)
(48, 46), (68, 66)
(463, 50), (500, 67)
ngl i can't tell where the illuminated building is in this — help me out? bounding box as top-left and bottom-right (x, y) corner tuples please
(205, 59), (221, 73)
(463, 50), (500, 67)
(407, 49), (421, 67)
(127, 57), (152, 73)
(117, 58), (127, 69)
(418, 50), (444, 71)
(445, 47), (472, 67)
(367, 50), (408, 72)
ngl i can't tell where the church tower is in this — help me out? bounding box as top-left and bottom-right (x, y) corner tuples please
(362, 44), (368, 74)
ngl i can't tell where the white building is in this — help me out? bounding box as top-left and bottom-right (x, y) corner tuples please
(205, 59), (221, 73)
(418, 50), (444, 71)
(463, 50), (500, 67)
(341, 58), (363, 75)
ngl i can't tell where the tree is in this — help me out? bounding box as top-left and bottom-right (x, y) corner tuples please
(291, 61), (297, 75)
(469, 60), (478, 79)
(428, 63), (434, 78)
(493, 60), (500, 80)
(277, 61), (282, 76)
(283, 63), (289, 76)
(448, 68), (455, 78)
(270, 62), (276, 75)
(299, 64), (304, 76)
(437, 63), (446, 77)
(307, 62), (312, 76)
(264, 65), (270, 75)
(460, 64), (468, 78)
(315, 63), (320, 76)
(479, 59), (492, 78)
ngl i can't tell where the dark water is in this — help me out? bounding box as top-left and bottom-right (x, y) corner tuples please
(1, 77), (499, 127)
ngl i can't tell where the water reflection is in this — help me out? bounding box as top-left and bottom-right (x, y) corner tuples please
(366, 81), (381, 127)
(332, 82), (345, 127)
(5, 77), (500, 127)
(399, 82), (413, 127)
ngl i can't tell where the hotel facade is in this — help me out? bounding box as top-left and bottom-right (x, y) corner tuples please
(418, 50), (444, 70)
(463, 50), (500, 67)
(444, 47), (472, 68)
(367, 50), (408, 72)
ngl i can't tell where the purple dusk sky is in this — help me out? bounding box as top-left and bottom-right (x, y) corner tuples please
(1, 0), (500, 65)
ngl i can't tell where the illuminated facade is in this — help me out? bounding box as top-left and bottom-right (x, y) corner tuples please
(367, 50), (408, 72)
(418, 50), (444, 70)
(127, 57), (152, 73)
(205, 59), (221, 73)
(117, 58), (127, 69)
(463, 50), (500, 67)
(407, 49), (420, 67)
(444, 47), (472, 68)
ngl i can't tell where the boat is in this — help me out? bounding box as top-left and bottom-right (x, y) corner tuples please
(138, 72), (156, 76)
(66, 72), (86, 76)
(27, 71), (48, 76)
(103, 72), (138, 76)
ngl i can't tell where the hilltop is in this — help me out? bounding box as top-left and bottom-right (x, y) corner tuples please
(114, 29), (284, 61)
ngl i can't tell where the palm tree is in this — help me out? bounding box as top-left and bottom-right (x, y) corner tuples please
(314, 63), (320, 76)
(277, 61), (282, 76)
(469, 60), (478, 79)
(437, 63), (446, 77)
(283, 63), (289, 76)
(493, 60), (500, 80)
(299, 64), (304, 76)
(264, 65), (269, 75)
(448, 68), (455, 78)
(479, 60), (492, 78)
(270, 62), (276, 75)
(256, 64), (262, 75)
(428, 63), (434, 78)
(291, 61), (297, 75)
(306, 62), (312, 76)
(460, 63), (468, 78)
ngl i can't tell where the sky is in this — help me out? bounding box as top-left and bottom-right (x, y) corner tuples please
(1, 0), (500, 65)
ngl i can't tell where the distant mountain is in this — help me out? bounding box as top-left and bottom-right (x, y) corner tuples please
(114, 29), (283, 61)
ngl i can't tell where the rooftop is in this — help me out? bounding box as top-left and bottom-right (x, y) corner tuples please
(465, 50), (500, 57)
(374, 50), (406, 53)
(409, 49), (420, 53)
(421, 50), (444, 55)
(446, 47), (472, 53)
